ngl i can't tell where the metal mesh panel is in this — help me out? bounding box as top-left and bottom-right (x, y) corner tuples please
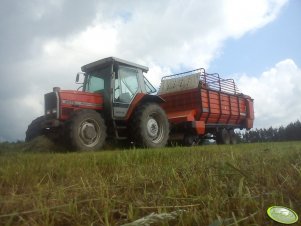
(158, 72), (200, 95)
(158, 68), (239, 95)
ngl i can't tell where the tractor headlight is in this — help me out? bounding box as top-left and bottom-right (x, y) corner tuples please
(46, 108), (57, 115)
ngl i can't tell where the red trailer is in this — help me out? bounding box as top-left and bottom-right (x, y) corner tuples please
(158, 68), (254, 145)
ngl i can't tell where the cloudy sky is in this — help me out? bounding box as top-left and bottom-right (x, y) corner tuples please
(0, 0), (300, 142)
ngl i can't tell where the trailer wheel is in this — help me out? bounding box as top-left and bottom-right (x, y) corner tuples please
(131, 103), (169, 148)
(25, 116), (45, 142)
(67, 110), (106, 151)
(229, 129), (238, 144)
(216, 128), (230, 145)
(183, 134), (199, 146)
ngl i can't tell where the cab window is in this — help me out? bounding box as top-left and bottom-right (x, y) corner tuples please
(144, 76), (156, 94)
(86, 76), (104, 93)
(84, 66), (111, 93)
(114, 67), (139, 103)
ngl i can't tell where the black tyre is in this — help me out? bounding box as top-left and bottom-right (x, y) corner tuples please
(67, 110), (106, 151)
(131, 103), (169, 148)
(229, 129), (238, 144)
(183, 134), (200, 146)
(25, 116), (45, 142)
(216, 128), (230, 144)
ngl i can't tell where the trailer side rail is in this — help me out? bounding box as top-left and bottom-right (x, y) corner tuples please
(158, 68), (240, 95)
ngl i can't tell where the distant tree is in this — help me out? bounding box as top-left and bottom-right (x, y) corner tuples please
(277, 126), (286, 141)
(242, 119), (301, 143)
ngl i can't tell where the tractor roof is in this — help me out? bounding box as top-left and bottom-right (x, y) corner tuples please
(81, 57), (149, 73)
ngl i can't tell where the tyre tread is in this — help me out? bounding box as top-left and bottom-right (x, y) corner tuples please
(66, 109), (107, 151)
(130, 103), (169, 148)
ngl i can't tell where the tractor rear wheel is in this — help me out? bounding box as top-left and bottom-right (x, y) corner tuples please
(131, 103), (169, 148)
(67, 110), (106, 151)
(25, 116), (45, 142)
(216, 128), (230, 144)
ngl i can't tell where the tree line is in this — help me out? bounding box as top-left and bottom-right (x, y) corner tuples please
(1, 120), (301, 146)
(238, 120), (301, 143)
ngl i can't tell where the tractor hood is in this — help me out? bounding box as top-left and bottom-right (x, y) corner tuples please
(45, 88), (104, 121)
(58, 90), (104, 109)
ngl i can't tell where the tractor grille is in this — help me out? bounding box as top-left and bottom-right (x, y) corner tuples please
(44, 92), (58, 119)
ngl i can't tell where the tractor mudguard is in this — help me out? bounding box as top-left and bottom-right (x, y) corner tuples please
(125, 94), (165, 120)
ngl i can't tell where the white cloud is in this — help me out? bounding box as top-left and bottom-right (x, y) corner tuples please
(221, 0), (287, 38)
(35, 0), (288, 86)
(237, 59), (301, 128)
(42, 22), (119, 66)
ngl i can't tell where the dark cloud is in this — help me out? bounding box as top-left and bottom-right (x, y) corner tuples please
(0, 0), (100, 64)
(0, 0), (101, 141)
(0, 0), (99, 99)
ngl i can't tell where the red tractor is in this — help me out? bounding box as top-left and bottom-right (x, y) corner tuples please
(26, 57), (254, 150)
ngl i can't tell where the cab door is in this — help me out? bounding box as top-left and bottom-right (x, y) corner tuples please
(113, 66), (140, 118)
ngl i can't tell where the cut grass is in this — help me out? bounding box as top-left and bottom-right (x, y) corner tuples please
(0, 141), (301, 225)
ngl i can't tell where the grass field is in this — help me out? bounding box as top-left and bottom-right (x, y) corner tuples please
(0, 140), (301, 225)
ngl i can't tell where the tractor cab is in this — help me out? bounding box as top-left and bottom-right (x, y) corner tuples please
(78, 57), (156, 119)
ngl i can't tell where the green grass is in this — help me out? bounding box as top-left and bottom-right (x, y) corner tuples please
(0, 141), (301, 225)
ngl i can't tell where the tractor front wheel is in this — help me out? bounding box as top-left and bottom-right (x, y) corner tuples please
(131, 103), (169, 148)
(67, 110), (106, 151)
(25, 116), (45, 142)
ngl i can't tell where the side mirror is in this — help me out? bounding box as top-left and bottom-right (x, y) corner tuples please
(76, 72), (85, 84)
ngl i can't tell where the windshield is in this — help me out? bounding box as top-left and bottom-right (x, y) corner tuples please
(84, 66), (111, 93)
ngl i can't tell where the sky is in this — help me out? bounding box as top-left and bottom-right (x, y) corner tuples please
(0, 0), (300, 142)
